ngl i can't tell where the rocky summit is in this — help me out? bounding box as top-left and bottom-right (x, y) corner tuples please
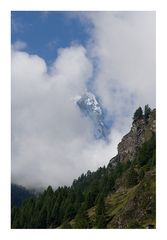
(109, 108), (156, 167)
(76, 92), (110, 140)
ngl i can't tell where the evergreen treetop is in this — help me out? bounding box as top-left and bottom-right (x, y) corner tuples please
(133, 107), (143, 122)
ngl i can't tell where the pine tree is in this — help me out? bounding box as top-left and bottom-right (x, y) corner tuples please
(64, 203), (76, 221)
(133, 107), (143, 122)
(74, 205), (90, 228)
(95, 195), (106, 228)
(96, 214), (106, 228)
(38, 207), (47, 228)
(96, 196), (105, 216)
(137, 135), (156, 167)
(126, 167), (139, 187)
(85, 191), (95, 209)
(144, 104), (151, 122)
(50, 202), (61, 227)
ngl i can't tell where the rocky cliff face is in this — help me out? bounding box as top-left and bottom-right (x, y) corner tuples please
(109, 109), (156, 167)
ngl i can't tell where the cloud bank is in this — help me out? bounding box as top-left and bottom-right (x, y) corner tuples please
(83, 11), (155, 130)
(11, 12), (155, 189)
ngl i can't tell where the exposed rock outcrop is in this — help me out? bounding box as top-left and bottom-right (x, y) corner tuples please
(109, 109), (156, 167)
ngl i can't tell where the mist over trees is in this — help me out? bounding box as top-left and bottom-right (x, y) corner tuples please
(11, 106), (156, 229)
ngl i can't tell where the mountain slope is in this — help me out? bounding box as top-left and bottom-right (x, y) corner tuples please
(11, 106), (156, 229)
(11, 184), (34, 208)
(84, 169), (155, 229)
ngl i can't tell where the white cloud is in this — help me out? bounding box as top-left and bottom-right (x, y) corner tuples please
(12, 45), (121, 188)
(11, 12), (155, 189)
(82, 11), (155, 130)
(12, 40), (27, 50)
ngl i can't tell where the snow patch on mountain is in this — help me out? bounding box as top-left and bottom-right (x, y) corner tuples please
(75, 92), (110, 140)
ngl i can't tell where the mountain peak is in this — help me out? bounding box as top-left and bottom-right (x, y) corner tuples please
(75, 92), (109, 140)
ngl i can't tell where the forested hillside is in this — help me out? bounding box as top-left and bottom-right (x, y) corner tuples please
(11, 184), (34, 208)
(11, 106), (156, 229)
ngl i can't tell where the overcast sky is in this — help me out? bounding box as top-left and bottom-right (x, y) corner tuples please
(11, 11), (155, 189)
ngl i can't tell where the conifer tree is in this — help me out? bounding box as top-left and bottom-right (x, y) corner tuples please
(95, 195), (106, 228)
(133, 107), (143, 122)
(144, 104), (151, 122)
(96, 214), (106, 228)
(74, 204), (90, 228)
(126, 167), (139, 187)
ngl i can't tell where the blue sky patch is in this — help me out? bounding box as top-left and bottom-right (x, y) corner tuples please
(11, 11), (92, 64)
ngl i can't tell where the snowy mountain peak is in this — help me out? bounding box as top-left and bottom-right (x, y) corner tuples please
(76, 92), (102, 115)
(75, 92), (109, 140)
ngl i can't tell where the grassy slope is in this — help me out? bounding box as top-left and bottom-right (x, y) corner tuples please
(106, 169), (156, 228)
(66, 168), (155, 229)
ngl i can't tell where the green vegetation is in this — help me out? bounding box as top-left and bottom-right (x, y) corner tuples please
(95, 196), (106, 228)
(11, 107), (156, 229)
(144, 104), (151, 123)
(11, 184), (34, 208)
(133, 104), (152, 123)
(126, 167), (139, 187)
(133, 106), (143, 122)
(137, 134), (156, 167)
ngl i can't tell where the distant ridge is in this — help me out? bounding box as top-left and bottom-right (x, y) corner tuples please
(11, 183), (34, 208)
